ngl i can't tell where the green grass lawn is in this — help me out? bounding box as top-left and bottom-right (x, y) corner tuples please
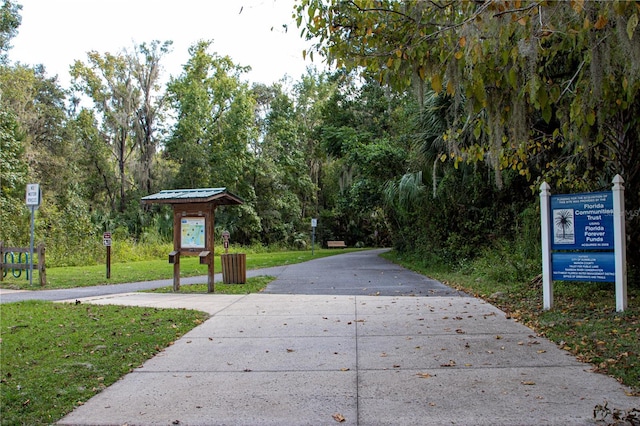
(0, 301), (208, 426)
(148, 275), (275, 294)
(0, 248), (365, 290)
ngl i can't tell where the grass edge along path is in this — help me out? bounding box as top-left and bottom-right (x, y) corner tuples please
(0, 248), (366, 290)
(1, 252), (291, 425)
(147, 275), (275, 294)
(381, 250), (640, 395)
(0, 300), (209, 426)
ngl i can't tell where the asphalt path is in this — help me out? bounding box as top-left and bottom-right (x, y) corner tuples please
(0, 249), (463, 303)
(261, 248), (463, 296)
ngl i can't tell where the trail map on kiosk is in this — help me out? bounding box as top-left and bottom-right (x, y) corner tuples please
(181, 217), (205, 248)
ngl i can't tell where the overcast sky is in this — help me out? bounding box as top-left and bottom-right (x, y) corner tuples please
(10, 0), (321, 88)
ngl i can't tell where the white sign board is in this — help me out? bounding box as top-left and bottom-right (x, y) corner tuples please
(311, 218), (317, 228)
(26, 183), (41, 207)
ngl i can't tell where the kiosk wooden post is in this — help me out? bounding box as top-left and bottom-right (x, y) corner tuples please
(141, 188), (243, 293)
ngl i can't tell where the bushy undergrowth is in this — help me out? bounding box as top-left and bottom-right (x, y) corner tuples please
(29, 238), (318, 269)
(458, 238), (542, 285)
(42, 239), (173, 268)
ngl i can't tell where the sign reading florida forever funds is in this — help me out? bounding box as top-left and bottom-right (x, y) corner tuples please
(540, 175), (627, 312)
(551, 191), (613, 249)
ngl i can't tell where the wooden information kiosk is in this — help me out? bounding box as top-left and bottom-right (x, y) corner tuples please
(141, 188), (243, 292)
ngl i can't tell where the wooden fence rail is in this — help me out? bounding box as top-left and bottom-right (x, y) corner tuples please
(0, 242), (46, 286)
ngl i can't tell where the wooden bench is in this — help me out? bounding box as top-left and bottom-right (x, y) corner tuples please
(327, 241), (347, 248)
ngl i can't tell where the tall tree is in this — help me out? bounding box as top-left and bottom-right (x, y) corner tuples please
(0, 0), (20, 64)
(249, 82), (317, 245)
(0, 108), (27, 244)
(166, 40), (261, 243)
(71, 51), (140, 212)
(67, 108), (118, 209)
(291, 69), (336, 216)
(318, 74), (410, 245)
(130, 40), (172, 194)
(0, 64), (69, 186)
(166, 40), (253, 189)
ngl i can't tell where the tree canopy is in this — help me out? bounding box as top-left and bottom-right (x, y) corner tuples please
(297, 0), (640, 269)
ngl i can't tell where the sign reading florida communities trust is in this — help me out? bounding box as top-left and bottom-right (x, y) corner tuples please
(540, 175), (627, 312)
(550, 191), (614, 250)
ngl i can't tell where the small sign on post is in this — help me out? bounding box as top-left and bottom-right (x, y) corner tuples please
(222, 230), (230, 254)
(26, 184), (41, 286)
(103, 232), (112, 279)
(26, 184), (41, 207)
(311, 218), (317, 255)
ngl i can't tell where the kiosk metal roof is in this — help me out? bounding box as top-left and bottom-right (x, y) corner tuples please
(141, 188), (243, 205)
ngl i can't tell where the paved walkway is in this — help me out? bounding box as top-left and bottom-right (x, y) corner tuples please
(5, 250), (638, 425)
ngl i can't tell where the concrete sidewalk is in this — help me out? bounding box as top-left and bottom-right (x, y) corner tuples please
(57, 291), (638, 425)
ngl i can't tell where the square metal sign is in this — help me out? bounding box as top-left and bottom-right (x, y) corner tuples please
(550, 191), (614, 250)
(26, 183), (41, 207)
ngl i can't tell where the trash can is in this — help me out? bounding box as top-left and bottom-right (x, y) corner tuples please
(221, 253), (246, 284)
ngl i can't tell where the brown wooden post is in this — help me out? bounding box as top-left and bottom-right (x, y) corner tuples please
(0, 241), (4, 282)
(207, 205), (216, 293)
(38, 243), (46, 286)
(172, 207), (181, 291)
(105, 243), (111, 279)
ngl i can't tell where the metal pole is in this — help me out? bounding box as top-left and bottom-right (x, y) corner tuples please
(312, 226), (315, 255)
(29, 205), (35, 286)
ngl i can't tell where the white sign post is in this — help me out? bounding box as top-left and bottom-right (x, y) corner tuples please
(539, 182), (553, 310)
(612, 175), (627, 311)
(25, 184), (41, 286)
(311, 218), (317, 255)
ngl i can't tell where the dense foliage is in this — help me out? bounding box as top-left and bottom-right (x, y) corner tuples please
(298, 0), (640, 281)
(0, 1), (638, 287)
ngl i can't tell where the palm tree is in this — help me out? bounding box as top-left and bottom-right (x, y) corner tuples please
(554, 209), (573, 240)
